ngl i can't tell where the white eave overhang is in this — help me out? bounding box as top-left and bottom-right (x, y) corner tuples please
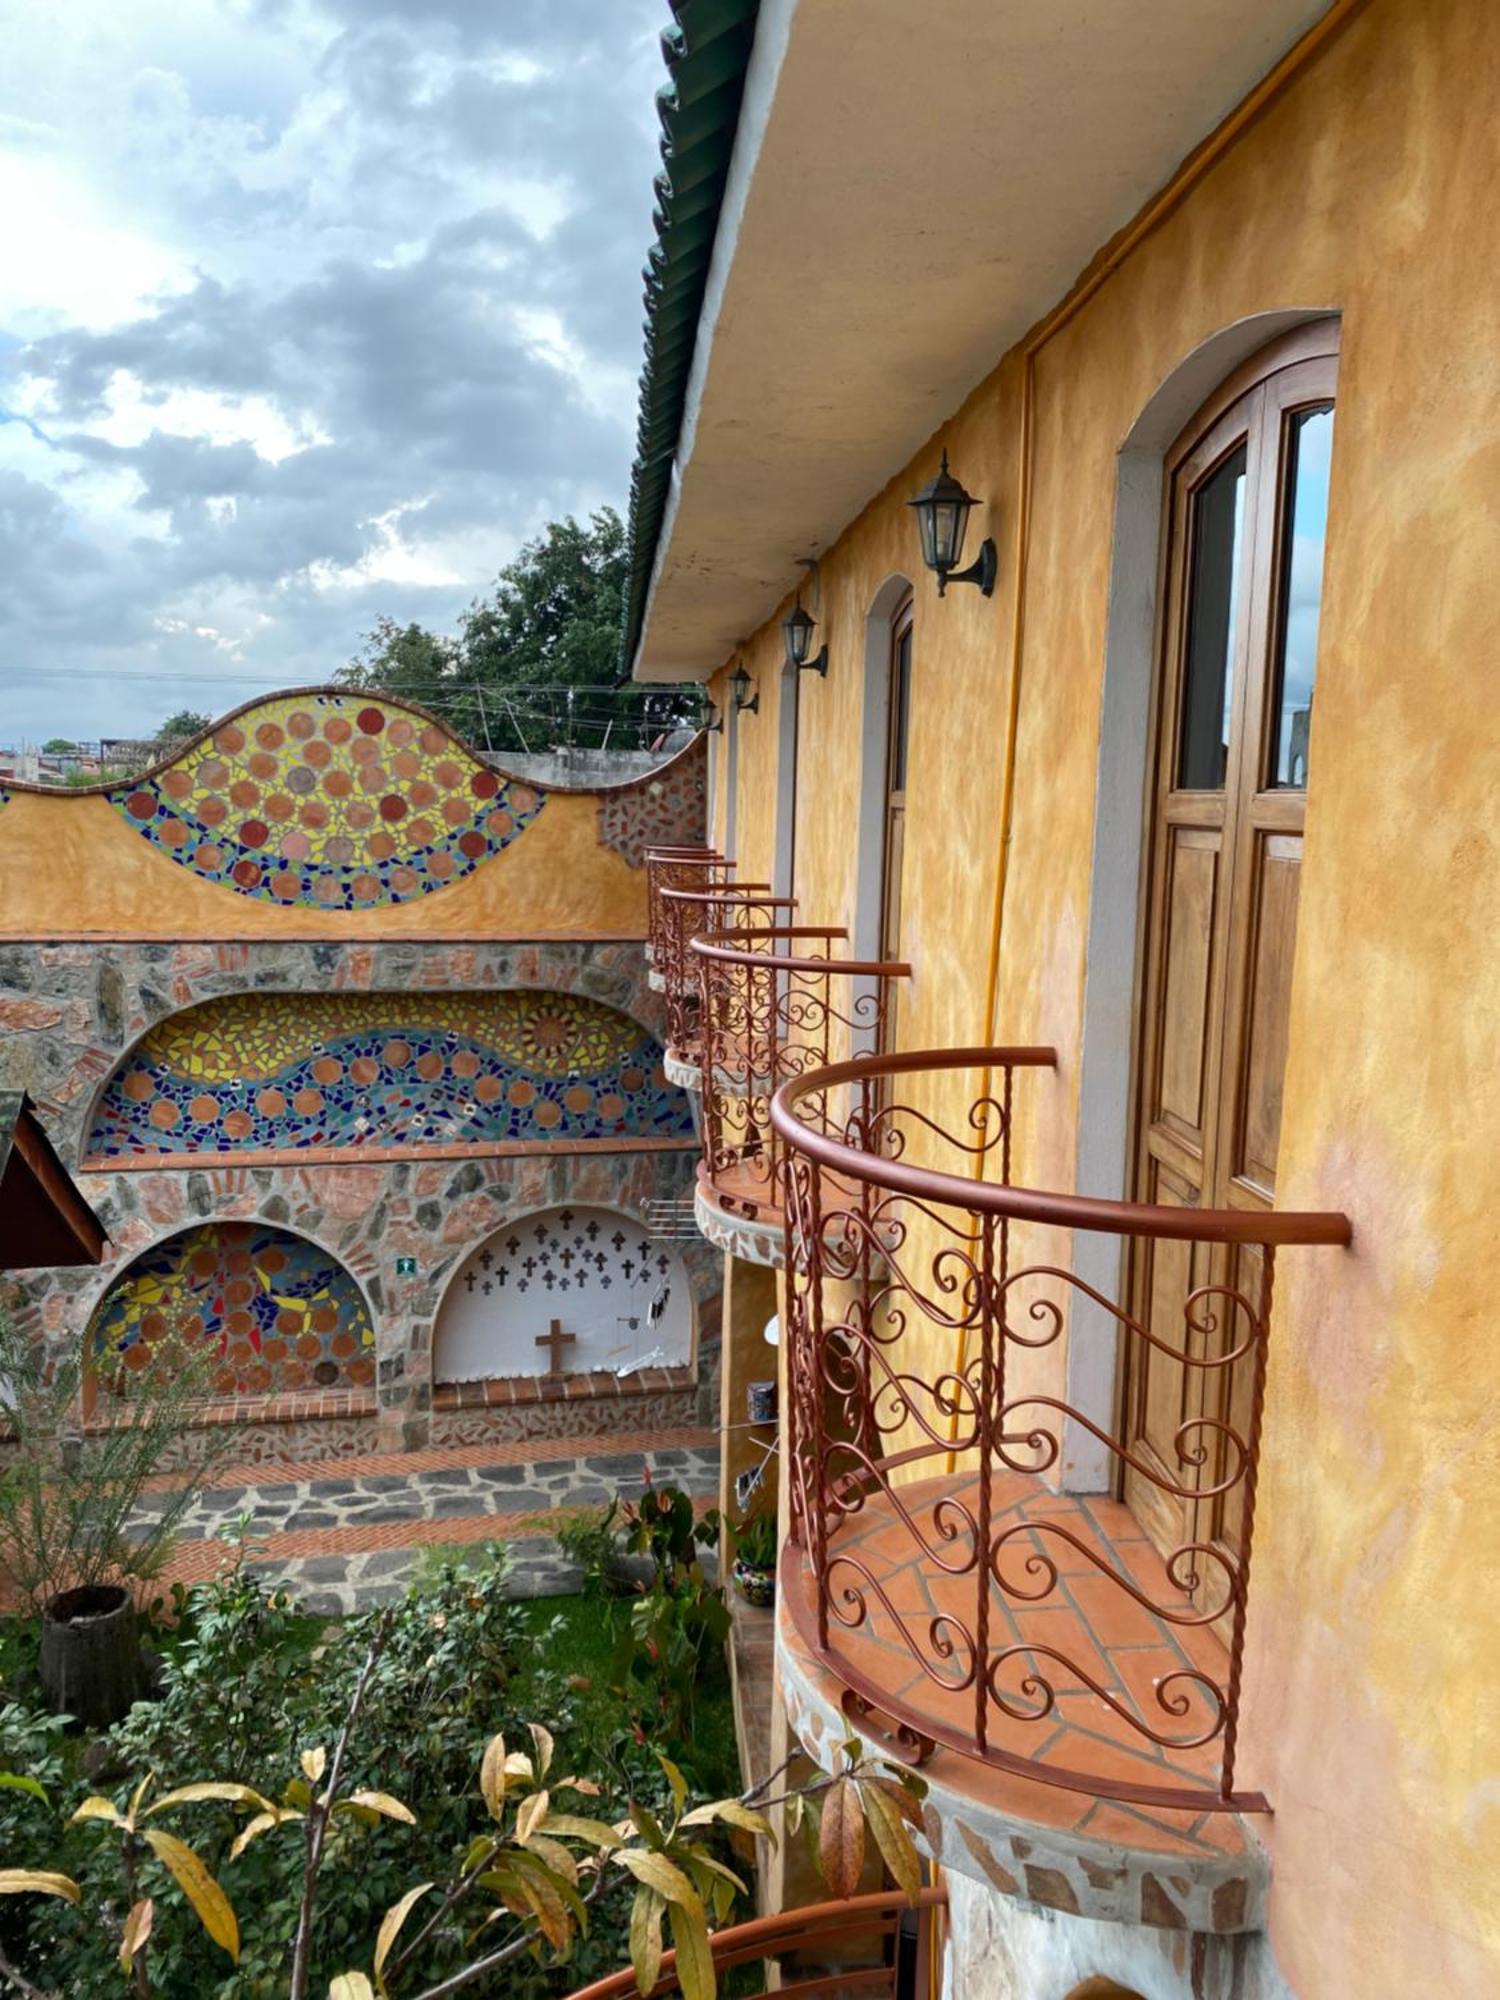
(632, 0), (1333, 683)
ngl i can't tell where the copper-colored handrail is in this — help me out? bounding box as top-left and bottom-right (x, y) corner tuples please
(771, 1046), (1351, 1247)
(561, 1888), (945, 2000)
(692, 926), (913, 980)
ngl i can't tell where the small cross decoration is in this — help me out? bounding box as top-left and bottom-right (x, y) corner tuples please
(535, 1319), (576, 1378)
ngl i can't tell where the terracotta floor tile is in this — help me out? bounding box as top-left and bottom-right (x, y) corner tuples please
(1010, 1604), (1117, 1694)
(1066, 1570), (1171, 1650)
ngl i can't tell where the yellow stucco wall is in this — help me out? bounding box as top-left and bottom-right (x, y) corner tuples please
(0, 787), (649, 940)
(716, 0), (1500, 1990)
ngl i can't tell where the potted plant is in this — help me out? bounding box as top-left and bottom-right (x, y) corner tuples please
(731, 1505), (779, 1607)
(0, 1312), (228, 1726)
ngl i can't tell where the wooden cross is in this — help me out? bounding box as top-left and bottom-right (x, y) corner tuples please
(535, 1319), (576, 1378)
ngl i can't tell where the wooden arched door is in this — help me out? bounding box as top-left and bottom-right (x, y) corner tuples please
(1124, 322), (1338, 1563)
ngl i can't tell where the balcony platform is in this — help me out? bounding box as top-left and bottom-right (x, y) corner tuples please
(694, 1159), (784, 1265)
(777, 1470), (1270, 1935)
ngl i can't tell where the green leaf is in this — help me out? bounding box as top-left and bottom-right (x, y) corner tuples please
(856, 1777), (922, 1901)
(629, 1884), (665, 1995)
(629, 1800), (667, 1850)
(373, 1881), (433, 1995)
(668, 1895), (715, 2000)
(143, 1828), (240, 1962)
(0, 1870), (81, 1904)
(528, 1722), (555, 1782)
(0, 1773), (48, 1806)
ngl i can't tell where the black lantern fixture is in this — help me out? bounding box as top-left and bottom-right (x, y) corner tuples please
(782, 594), (828, 676)
(730, 663), (759, 715)
(703, 700), (724, 734)
(907, 449), (997, 597)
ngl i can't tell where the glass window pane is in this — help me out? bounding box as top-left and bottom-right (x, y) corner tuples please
(1177, 444), (1248, 790)
(1270, 405), (1334, 788)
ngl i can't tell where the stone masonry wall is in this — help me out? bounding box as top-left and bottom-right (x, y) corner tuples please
(0, 938), (717, 1454)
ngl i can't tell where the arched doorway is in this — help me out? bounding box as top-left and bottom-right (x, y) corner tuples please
(1124, 319), (1338, 1561)
(434, 1206), (694, 1384)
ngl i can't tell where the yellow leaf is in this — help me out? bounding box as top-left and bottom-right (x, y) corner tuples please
(615, 1849), (703, 1913)
(556, 1775), (602, 1796)
(679, 1801), (774, 1842)
(535, 1812), (623, 1850)
(373, 1881), (433, 1995)
(343, 1790), (417, 1826)
(148, 1782), (278, 1818)
(127, 1773), (155, 1827)
(69, 1795), (125, 1828)
(658, 1755), (687, 1821)
(479, 1735), (507, 1821)
(503, 1751), (535, 1783)
(525, 1835), (579, 1887)
(301, 1747), (328, 1785)
(0, 1870), (81, 1904)
(667, 1896), (715, 2000)
(229, 1810), (296, 1861)
(329, 1976), (376, 2000)
(515, 1788), (550, 1845)
(629, 1884), (665, 1995)
(143, 1828), (240, 1962)
(818, 1776), (865, 1900)
(528, 1722), (554, 1782)
(856, 1778), (921, 1902)
(119, 1897), (153, 1975)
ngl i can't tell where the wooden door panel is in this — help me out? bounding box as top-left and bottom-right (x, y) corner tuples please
(1154, 828), (1220, 1147)
(1235, 831), (1302, 1198)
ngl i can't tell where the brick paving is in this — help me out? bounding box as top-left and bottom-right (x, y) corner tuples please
(137, 1426), (721, 1614)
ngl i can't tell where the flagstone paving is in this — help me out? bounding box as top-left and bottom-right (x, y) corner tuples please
(135, 1426), (720, 1614)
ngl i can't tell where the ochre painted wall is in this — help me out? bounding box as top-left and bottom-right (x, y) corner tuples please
(0, 788), (650, 940)
(715, 0), (1500, 1991)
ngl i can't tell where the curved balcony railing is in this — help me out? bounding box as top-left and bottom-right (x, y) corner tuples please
(562, 1888), (945, 2000)
(644, 846), (730, 965)
(771, 1048), (1351, 1815)
(655, 885), (795, 1058)
(690, 927), (910, 1239)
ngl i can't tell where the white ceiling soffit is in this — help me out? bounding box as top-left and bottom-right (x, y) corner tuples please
(633, 0), (1332, 682)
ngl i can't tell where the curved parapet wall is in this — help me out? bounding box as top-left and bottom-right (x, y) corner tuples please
(0, 688), (705, 940)
(84, 990), (696, 1166)
(109, 693), (544, 909)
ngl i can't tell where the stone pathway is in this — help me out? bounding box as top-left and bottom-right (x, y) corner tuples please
(136, 1428), (720, 1614)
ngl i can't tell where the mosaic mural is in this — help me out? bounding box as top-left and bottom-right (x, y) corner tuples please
(595, 739), (706, 867)
(86, 991), (696, 1159)
(91, 1221), (374, 1397)
(108, 693), (546, 907)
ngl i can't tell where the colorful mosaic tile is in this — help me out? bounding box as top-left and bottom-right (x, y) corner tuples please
(91, 1222), (374, 1397)
(87, 991), (696, 1159)
(107, 693), (546, 907)
(595, 738), (706, 867)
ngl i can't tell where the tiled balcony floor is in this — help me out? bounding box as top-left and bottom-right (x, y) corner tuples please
(783, 1470), (1257, 1866)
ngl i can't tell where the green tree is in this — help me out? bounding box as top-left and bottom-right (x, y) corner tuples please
(342, 509), (699, 755)
(154, 709), (211, 747)
(42, 737), (78, 754)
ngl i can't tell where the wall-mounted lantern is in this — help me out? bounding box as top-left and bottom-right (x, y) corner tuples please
(730, 663), (759, 715)
(907, 449), (996, 597)
(782, 595), (829, 676)
(703, 701), (724, 734)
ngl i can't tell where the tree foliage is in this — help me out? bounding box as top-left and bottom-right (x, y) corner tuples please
(341, 510), (698, 755)
(152, 712), (212, 749)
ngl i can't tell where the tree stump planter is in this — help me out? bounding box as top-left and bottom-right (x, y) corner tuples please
(40, 1585), (144, 1727)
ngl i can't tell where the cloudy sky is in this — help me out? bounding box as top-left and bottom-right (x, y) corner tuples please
(0, 0), (665, 743)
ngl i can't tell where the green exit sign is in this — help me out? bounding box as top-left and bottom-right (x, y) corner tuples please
(395, 1257), (418, 1277)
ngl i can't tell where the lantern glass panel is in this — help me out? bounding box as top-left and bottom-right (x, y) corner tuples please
(783, 602), (815, 668)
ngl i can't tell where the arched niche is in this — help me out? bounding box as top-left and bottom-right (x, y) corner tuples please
(89, 1220), (374, 1400)
(85, 989), (694, 1163)
(434, 1205), (694, 1385)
